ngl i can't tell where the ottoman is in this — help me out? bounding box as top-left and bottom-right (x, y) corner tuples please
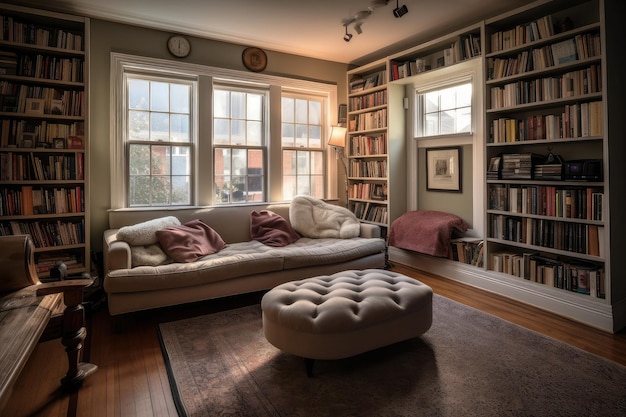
(261, 269), (433, 375)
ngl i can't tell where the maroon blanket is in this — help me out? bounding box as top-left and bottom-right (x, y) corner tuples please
(388, 210), (468, 258)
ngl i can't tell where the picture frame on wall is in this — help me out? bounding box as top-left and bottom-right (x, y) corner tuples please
(426, 146), (461, 192)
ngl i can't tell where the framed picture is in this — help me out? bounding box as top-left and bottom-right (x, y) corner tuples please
(25, 98), (45, 115)
(426, 146), (461, 192)
(20, 133), (35, 148)
(370, 183), (387, 200)
(53, 137), (66, 149)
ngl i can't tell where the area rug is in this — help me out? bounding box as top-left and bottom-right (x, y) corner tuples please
(158, 295), (626, 417)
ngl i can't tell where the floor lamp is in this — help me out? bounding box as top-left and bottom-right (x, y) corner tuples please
(328, 126), (349, 205)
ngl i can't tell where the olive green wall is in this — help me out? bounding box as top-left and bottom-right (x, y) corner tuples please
(417, 144), (473, 229)
(88, 19), (349, 253)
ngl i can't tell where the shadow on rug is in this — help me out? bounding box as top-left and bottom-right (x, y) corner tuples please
(158, 295), (626, 417)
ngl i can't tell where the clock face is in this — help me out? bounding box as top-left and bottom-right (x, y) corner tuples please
(167, 35), (191, 58)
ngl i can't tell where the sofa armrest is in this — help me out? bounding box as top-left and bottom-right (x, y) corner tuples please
(359, 223), (381, 239)
(103, 229), (132, 273)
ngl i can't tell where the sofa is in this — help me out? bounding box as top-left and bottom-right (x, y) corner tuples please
(103, 198), (386, 315)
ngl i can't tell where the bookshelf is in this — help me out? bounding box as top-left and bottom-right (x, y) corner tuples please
(346, 58), (406, 237)
(484, 0), (609, 303)
(0, 3), (89, 280)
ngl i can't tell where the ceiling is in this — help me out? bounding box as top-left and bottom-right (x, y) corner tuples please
(10, 0), (536, 65)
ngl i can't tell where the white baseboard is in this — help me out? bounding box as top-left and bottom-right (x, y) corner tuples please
(389, 247), (619, 333)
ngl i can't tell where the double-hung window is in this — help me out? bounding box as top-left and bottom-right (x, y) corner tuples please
(126, 75), (194, 206)
(281, 94), (325, 199)
(213, 86), (266, 204)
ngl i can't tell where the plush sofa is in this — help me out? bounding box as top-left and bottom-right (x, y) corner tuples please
(103, 199), (386, 315)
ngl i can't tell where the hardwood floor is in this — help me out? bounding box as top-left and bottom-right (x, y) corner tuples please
(3, 264), (626, 417)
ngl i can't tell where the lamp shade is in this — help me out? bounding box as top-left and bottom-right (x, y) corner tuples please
(328, 126), (347, 148)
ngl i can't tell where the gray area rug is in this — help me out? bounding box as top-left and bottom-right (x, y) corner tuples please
(158, 295), (626, 417)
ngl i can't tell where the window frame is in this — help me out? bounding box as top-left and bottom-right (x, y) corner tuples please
(110, 53), (338, 209)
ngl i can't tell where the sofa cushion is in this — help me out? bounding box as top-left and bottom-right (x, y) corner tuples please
(290, 195), (360, 239)
(156, 219), (226, 263)
(250, 210), (300, 247)
(117, 216), (181, 246)
(277, 237), (386, 269)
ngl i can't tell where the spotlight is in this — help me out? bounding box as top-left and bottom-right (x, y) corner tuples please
(343, 25), (353, 42)
(354, 23), (363, 34)
(393, 0), (408, 18)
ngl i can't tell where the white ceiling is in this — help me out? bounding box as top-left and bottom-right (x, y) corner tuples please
(9, 0), (536, 65)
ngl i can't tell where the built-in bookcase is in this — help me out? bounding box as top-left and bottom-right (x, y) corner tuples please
(0, 3), (89, 280)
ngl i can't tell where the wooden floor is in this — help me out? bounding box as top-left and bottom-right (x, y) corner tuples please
(3, 263), (626, 417)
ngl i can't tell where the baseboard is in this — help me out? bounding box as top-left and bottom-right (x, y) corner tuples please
(389, 247), (618, 332)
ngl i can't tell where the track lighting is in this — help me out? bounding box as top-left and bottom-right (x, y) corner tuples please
(393, 0), (408, 18)
(343, 25), (353, 42)
(354, 23), (363, 35)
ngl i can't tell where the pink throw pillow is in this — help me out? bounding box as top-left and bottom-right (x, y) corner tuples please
(250, 210), (300, 247)
(156, 219), (225, 263)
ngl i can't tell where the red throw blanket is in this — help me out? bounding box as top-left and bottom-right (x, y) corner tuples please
(388, 210), (468, 258)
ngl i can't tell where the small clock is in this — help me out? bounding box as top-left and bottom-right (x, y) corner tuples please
(242, 47), (267, 72)
(167, 35), (191, 58)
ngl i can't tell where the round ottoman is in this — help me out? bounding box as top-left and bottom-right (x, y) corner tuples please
(261, 269), (433, 375)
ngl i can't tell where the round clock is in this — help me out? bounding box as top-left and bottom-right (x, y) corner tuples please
(167, 35), (191, 58)
(242, 47), (267, 72)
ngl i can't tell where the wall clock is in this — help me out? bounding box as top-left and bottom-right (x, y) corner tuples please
(167, 35), (191, 58)
(242, 47), (267, 72)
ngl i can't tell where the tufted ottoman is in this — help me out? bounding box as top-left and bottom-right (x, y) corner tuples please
(261, 269), (433, 375)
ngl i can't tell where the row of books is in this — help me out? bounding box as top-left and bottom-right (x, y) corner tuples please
(349, 70), (387, 93)
(0, 151), (84, 181)
(486, 33), (601, 80)
(349, 134), (387, 156)
(450, 238), (484, 267)
(348, 108), (387, 132)
(489, 101), (603, 143)
(0, 15), (83, 51)
(14, 53), (85, 83)
(489, 251), (605, 298)
(499, 153), (542, 180)
(0, 82), (84, 116)
(0, 119), (85, 147)
(348, 89), (387, 111)
(349, 159), (387, 179)
(0, 218), (85, 248)
(489, 214), (604, 257)
(352, 201), (388, 224)
(35, 251), (84, 278)
(489, 65), (601, 110)
(0, 185), (84, 216)
(489, 14), (555, 52)
(489, 184), (603, 221)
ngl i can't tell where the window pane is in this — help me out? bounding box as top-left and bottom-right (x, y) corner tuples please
(457, 83), (472, 107)
(424, 93), (439, 112)
(171, 146), (190, 175)
(170, 114), (189, 142)
(247, 93), (262, 121)
(311, 151), (324, 175)
(128, 111), (149, 140)
(129, 175), (150, 205)
(295, 99), (307, 124)
(282, 97), (294, 123)
(231, 120), (245, 145)
(457, 106), (471, 133)
(295, 124), (307, 147)
(214, 90), (229, 118)
(151, 145), (170, 175)
(283, 150), (296, 175)
(308, 101), (321, 125)
(418, 82), (472, 137)
(151, 176), (170, 204)
(150, 112), (169, 141)
(129, 79), (149, 110)
(309, 125), (321, 148)
(214, 119), (230, 144)
(232, 149), (247, 175)
(150, 82), (169, 112)
(440, 87), (456, 110)
(129, 144), (150, 175)
(170, 83), (190, 113)
(282, 123), (295, 146)
(425, 113), (439, 136)
(231, 92), (245, 119)
(171, 176), (190, 205)
(297, 176), (309, 195)
(310, 175), (324, 198)
(283, 176), (296, 200)
(441, 109), (455, 134)
(247, 120), (262, 146)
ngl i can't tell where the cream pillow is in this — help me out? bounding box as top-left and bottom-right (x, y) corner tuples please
(117, 216), (181, 246)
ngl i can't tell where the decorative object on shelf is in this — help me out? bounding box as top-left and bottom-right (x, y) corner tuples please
(426, 147), (461, 192)
(328, 126), (349, 202)
(167, 35), (191, 58)
(53, 137), (66, 149)
(25, 98), (45, 115)
(242, 47), (267, 72)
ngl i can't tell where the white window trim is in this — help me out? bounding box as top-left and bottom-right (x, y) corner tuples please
(405, 58), (484, 237)
(110, 52), (338, 209)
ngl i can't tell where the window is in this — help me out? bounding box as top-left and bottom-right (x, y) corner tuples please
(126, 76), (193, 206)
(417, 82), (472, 137)
(213, 87), (266, 203)
(111, 54), (338, 209)
(281, 94), (325, 199)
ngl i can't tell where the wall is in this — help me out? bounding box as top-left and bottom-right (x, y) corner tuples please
(88, 19), (349, 252)
(417, 145), (473, 228)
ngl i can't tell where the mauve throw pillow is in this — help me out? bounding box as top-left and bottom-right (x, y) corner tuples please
(250, 210), (300, 247)
(156, 219), (226, 263)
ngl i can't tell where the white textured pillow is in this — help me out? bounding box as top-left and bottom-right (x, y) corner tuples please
(130, 244), (171, 267)
(117, 216), (181, 246)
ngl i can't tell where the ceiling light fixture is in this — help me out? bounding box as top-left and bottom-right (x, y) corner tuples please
(343, 25), (353, 42)
(393, 0), (408, 18)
